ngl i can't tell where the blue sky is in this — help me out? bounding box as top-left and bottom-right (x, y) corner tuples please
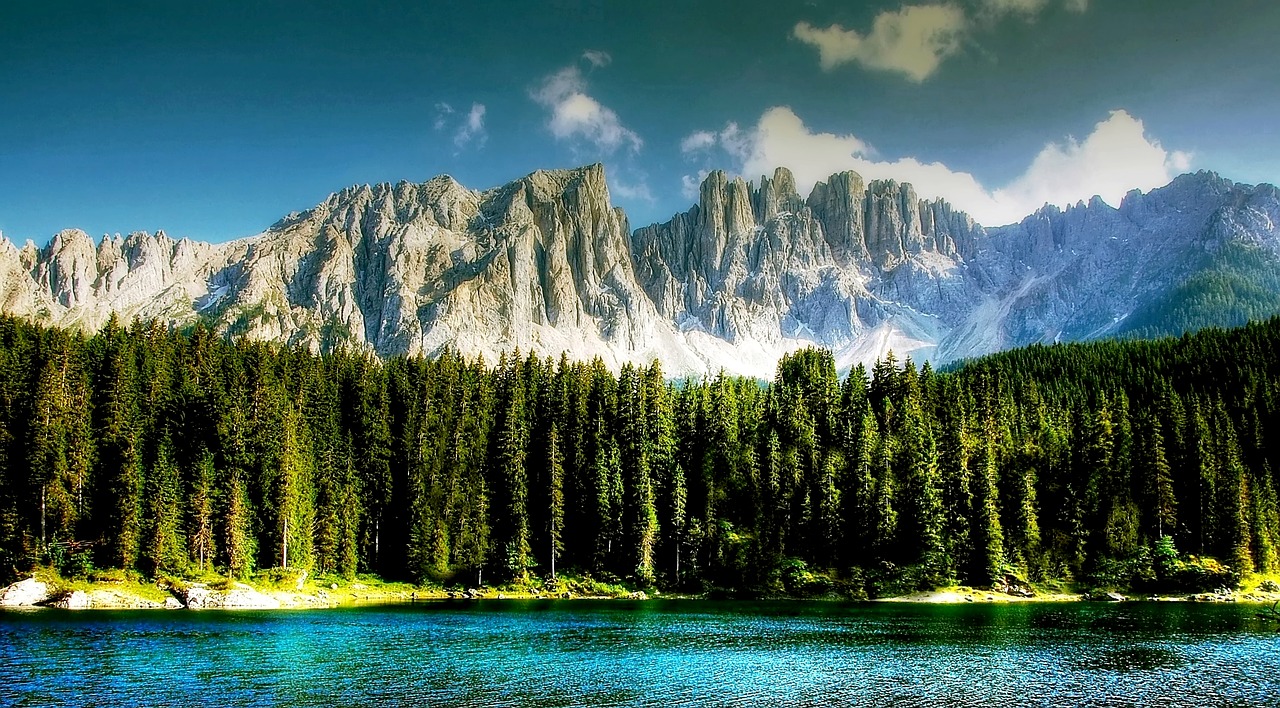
(2, 1), (1278, 244)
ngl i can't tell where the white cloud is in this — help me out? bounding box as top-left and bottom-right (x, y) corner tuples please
(792, 5), (968, 82)
(794, 0), (1090, 81)
(453, 103), (487, 150)
(531, 65), (642, 154)
(680, 130), (718, 154)
(681, 170), (711, 200)
(582, 49), (612, 68)
(682, 106), (1192, 226)
(612, 175), (655, 203)
(434, 102), (486, 152)
(433, 102), (454, 131)
(980, 0), (1049, 16)
(992, 110), (1192, 215)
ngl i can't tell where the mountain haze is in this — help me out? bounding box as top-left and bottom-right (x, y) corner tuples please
(2, 165), (1278, 378)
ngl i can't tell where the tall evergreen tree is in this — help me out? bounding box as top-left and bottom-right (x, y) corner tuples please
(969, 415), (1005, 586)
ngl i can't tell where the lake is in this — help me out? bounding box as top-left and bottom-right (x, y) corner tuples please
(2, 600), (1279, 706)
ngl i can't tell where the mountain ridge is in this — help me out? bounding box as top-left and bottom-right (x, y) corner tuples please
(2, 165), (1277, 378)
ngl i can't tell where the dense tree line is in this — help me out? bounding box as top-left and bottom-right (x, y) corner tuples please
(1, 313), (1279, 593)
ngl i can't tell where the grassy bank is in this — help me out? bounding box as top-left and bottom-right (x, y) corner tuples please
(8, 564), (1280, 609)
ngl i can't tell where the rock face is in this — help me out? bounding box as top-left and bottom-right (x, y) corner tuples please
(2, 165), (1279, 378)
(179, 583), (282, 609)
(51, 590), (92, 609)
(0, 577), (50, 606)
(632, 167), (984, 368)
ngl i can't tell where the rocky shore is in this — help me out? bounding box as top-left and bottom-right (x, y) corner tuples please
(0, 575), (414, 611)
(876, 580), (1280, 604)
(5, 574), (1279, 610)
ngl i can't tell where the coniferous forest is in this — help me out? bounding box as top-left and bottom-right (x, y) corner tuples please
(2, 313), (1279, 596)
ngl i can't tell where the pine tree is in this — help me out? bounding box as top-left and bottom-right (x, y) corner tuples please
(1214, 411), (1253, 574)
(1250, 463), (1280, 574)
(274, 401), (315, 570)
(187, 448), (216, 573)
(93, 326), (144, 571)
(222, 470), (255, 579)
(936, 384), (971, 579)
(141, 433), (184, 576)
(894, 386), (944, 577)
(1136, 411), (1177, 540)
(27, 352), (91, 552)
(493, 365), (531, 581)
(668, 462), (687, 583)
(546, 422), (565, 580)
(969, 415), (1004, 586)
(845, 406), (879, 568)
(871, 430), (897, 562)
(815, 450), (842, 568)
(1186, 401), (1217, 555)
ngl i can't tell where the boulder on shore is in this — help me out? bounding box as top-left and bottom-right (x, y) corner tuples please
(180, 583), (281, 609)
(51, 590), (92, 609)
(0, 577), (50, 607)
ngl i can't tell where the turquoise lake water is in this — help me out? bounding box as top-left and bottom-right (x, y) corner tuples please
(2, 600), (1279, 706)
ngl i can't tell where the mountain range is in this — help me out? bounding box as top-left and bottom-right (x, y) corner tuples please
(2, 164), (1278, 378)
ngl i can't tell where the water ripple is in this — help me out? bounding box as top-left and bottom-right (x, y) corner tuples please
(2, 601), (1278, 707)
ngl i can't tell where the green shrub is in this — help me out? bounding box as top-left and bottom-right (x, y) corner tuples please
(1094, 538), (1240, 593)
(780, 558), (834, 597)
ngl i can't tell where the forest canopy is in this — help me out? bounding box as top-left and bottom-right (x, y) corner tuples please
(1, 314), (1278, 595)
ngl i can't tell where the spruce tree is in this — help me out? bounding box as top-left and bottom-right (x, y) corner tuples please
(546, 423), (565, 580)
(969, 416), (1004, 586)
(141, 433), (184, 576)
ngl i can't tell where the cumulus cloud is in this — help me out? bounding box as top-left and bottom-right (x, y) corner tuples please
(682, 106), (1192, 226)
(531, 64), (642, 154)
(992, 111), (1192, 214)
(795, 0), (1090, 81)
(582, 49), (612, 68)
(793, 5), (968, 82)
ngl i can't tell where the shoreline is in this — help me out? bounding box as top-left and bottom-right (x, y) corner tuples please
(874, 586), (1280, 604)
(4, 575), (1279, 611)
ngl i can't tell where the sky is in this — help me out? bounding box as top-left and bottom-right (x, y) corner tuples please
(2, 0), (1279, 245)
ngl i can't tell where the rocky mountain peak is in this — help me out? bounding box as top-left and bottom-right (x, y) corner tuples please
(3, 164), (1278, 379)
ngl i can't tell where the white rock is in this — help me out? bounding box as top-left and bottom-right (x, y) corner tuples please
(0, 578), (50, 607)
(52, 590), (91, 609)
